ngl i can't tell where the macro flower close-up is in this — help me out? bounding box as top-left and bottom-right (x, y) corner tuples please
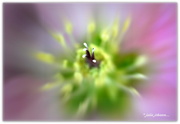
(3, 3), (177, 121)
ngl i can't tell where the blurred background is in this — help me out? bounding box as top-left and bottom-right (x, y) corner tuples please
(3, 3), (177, 121)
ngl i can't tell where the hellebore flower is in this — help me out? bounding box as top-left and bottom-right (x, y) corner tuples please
(3, 3), (177, 121)
(36, 15), (150, 119)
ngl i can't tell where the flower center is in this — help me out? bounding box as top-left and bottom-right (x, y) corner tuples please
(82, 43), (100, 68)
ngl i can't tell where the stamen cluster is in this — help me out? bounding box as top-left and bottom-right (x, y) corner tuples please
(82, 43), (100, 68)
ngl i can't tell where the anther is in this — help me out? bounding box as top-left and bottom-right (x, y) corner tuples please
(92, 59), (96, 63)
(92, 48), (95, 53)
(82, 54), (86, 58)
(83, 48), (88, 51)
(83, 43), (88, 48)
